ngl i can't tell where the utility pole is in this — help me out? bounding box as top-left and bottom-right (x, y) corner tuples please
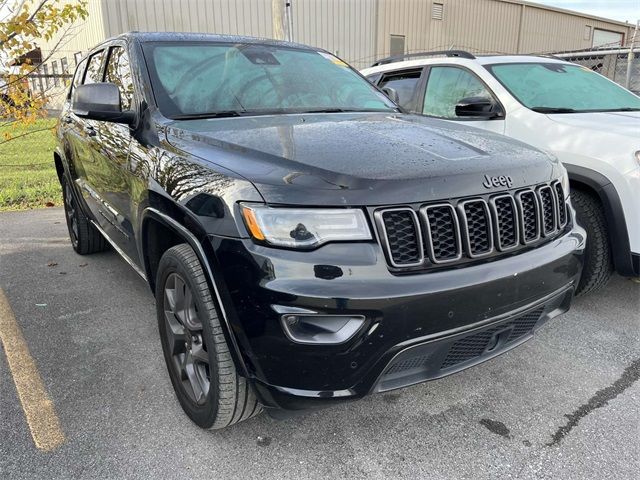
(272, 0), (294, 42)
(626, 20), (639, 90)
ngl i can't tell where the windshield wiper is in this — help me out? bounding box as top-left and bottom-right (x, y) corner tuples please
(300, 108), (352, 113)
(531, 106), (640, 114)
(531, 107), (577, 114)
(170, 110), (245, 120)
(170, 107), (397, 119)
(602, 107), (640, 112)
(295, 108), (397, 114)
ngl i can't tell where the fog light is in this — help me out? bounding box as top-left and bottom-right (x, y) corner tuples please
(280, 314), (366, 345)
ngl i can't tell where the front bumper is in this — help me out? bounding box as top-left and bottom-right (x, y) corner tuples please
(209, 224), (585, 410)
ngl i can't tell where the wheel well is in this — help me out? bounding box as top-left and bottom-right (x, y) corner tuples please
(53, 152), (64, 181)
(143, 217), (185, 293)
(569, 176), (636, 276)
(569, 178), (599, 199)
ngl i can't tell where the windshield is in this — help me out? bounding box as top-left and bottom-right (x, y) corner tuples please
(142, 42), (396, 119)
(486, 62), (640, 112)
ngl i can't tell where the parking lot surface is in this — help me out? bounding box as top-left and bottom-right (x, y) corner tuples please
(1, 208), (639, 479)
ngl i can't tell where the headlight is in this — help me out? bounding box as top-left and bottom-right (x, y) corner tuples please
(635, 150), (640, 167)
(241, 204), (372, 249)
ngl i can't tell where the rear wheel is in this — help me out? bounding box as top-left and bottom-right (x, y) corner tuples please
(156, 244), (262, 429)
(572, 189), (613, 296)
(61, 175), (108, 255)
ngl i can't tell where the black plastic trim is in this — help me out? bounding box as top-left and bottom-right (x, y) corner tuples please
(372, 50), (476, 66)
(140, 207), (250, 378)
(565, 164), (636, 276)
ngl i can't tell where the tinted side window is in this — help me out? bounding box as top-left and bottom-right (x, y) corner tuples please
(105, 46), (134, 110)
(423, 66), (494, 119)
(83, 50), (105, 85)
(378, 69), (422, 109)
(68, 58), (87, 98)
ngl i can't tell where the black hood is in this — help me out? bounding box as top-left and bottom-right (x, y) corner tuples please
(165, 112), (560, 206)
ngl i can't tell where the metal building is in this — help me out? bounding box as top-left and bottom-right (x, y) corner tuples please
(35, 0), (636, 103)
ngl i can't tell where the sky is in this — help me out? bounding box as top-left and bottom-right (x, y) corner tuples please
(532, 0), (640, 23)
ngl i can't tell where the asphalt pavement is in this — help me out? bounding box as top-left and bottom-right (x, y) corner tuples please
(1, 207), (638, 479)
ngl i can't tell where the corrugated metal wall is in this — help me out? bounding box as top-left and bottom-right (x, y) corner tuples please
(48, 0), (107, 61)
(37, 0), (634, 74)
(374, 0), (525, 59)
(372, 0), (632, 63)
(518, 4), (632, 53)
(99, 0), (274, 38)
(291, 0), (378, 68)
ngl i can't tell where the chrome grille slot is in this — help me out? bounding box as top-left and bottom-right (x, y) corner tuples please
(516, 190), (540, 244)
(553, 181), (568, 228)
(490, 194), (519, 251)
(420, 204), (462, 263)
(375, 208), (424, 267)
(459, 199), (493, 257)
(537, 186), (557, 236)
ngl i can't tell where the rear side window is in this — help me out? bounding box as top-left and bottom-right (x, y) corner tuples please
(105, 46), (134, 110)
(378, 69), (422, 109)
(83, 50), (105, 85)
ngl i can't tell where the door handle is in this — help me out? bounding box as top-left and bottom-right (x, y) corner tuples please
(84, 125), (96, 137)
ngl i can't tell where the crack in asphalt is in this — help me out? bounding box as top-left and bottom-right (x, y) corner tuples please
(547, 357), (640, 446)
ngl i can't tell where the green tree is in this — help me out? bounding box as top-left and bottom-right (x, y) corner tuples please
(0, 0), (87, 142)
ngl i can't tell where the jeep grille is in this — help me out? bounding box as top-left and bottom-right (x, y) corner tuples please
(375, 181), (569, 270)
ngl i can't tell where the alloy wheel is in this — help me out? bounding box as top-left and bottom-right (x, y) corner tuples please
(163, 272), (211, 405)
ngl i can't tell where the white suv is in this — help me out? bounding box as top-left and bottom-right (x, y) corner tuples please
(362, 52), (640, 295)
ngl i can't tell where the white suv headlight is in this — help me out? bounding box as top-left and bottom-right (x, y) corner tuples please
(241, 204), (372, 249)
(635, 150), (640, 167)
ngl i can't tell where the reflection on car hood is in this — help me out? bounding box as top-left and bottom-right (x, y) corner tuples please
(165, 112), (558, 206)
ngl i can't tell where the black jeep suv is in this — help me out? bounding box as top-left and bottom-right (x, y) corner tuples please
(55, 33), (584, 429)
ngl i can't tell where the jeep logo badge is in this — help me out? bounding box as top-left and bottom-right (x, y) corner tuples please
(482, 174), (513, 189)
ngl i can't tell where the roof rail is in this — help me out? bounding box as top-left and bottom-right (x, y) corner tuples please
(535, 53), (564, 61)
(372, 50), (476, 66)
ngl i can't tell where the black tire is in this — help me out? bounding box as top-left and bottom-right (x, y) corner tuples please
(156, 244), (262, 429)
(572, 189), (613, 296)
(60, 175), (108, 255)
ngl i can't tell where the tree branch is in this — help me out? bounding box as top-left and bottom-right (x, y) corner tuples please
(0, 0), (50, 47)
(0, 22), (76, 91)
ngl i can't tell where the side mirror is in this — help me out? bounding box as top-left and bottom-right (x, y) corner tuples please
(72, 83), (135, 124)
(381, 86), (400, 104)
(455, 96), (503, 119)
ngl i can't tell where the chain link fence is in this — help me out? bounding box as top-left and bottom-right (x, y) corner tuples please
(554, 47), (640, 95)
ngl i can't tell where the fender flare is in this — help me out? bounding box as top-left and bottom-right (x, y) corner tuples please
(53, 146), (66, 181)
(566, 164), (637, 276)
(140, 207), (250, 377)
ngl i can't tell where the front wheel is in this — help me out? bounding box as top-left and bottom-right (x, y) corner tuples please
(156, 244), (262, 429)
(572, 189), (614, 296)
